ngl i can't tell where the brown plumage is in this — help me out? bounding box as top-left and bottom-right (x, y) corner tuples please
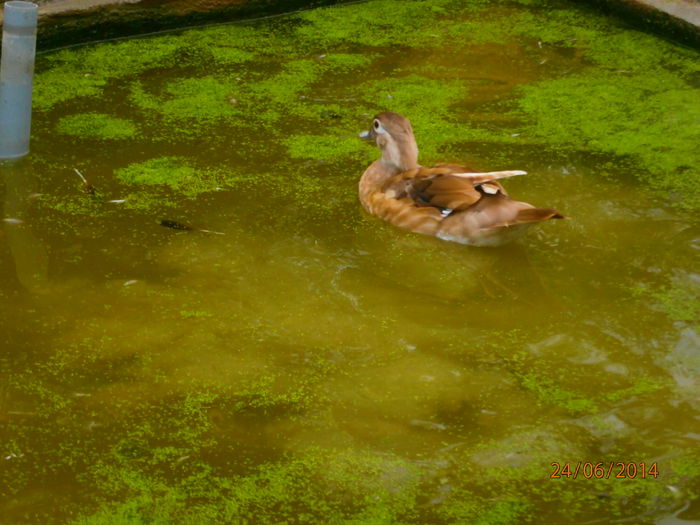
(359, 112), (564, 246)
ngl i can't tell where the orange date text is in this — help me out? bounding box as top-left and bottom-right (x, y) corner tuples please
(550, 462), (659, 479)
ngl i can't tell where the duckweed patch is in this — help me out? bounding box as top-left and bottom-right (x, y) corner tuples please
(248, 59), (322, 120)
(57, 113), (138, 140)
(75, 447), (421, 525)
(33, 70), (107, 112)
(293, 0), (467, 48)
(115, 157), (223, 198)
(519, 372), (598, 414)
(320, 53), (374, 71)
(34, 36), (184, 111)
(519, 71), (700, 210)
(631, 279), (700, 324)
(37, 192), (111, 217)
(284, 134), (370, 161)
(129, 76), (241, 136)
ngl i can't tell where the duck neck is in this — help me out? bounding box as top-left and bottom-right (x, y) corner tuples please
(381, 138), (419, 174)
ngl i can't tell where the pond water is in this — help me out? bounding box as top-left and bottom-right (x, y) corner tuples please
(1, 0), (699, 523)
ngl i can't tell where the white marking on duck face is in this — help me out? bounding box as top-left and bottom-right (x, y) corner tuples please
(373, 119), (387, 134)
(384, 189), (397, 199)
(440, 208), (453, 217)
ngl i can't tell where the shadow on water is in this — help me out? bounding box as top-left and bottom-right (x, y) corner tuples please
(1, 159), (49, 293)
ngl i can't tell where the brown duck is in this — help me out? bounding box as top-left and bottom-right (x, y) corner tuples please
(359, 112), (564, 246)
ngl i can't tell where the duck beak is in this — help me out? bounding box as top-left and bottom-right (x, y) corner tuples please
(358, 130), (372, 140)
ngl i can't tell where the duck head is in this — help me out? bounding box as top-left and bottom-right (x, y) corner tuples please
(360, 111), (419, 173)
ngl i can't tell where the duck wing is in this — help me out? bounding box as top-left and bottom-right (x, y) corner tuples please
(384, 164), (527, 213)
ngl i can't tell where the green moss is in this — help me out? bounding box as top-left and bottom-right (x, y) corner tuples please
(320, 53), (374, 71)
(583, 31), (700, 75)
(293, 0), (465, 48)
(115, 157), (224, 198)
(631, 280), (700, 323)
(231, 360), (333, 415)
(37, 193), (110, 217)
(519, 71), (700, 210)
(179, 22), (299, 61)
(116, 157), (195, 187)
(518, 372), (598, 414)
(439, 491), (533, 525)
(672, 456), (700, 478)
(473, 498), (532, 525)
(603, 377), (666, 403)
(651, 284), (700, 324)
(511, 7), (610, 46)
(248, 59), (321, 122)
(33, 70), (107, 111)
(120, 190), (180, 212)
(75, 446), (420, 525)
(34, 36), (184, 111)
(129, 76), (240, 130)
(284, 134), (369, 161)
(57, 113), (138, 140)
(50, 35), (184, 79)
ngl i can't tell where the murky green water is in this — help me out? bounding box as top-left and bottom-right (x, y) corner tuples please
(1, 0), (699, 523)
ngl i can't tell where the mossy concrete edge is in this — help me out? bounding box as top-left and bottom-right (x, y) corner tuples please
(1, 0), (698, 50)
(0, 0), (360, 50)
(574, 0), (700, 47)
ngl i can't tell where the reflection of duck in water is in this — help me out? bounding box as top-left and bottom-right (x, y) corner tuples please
(359, 112), (564, 246)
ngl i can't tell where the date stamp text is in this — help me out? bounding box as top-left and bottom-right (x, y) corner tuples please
(550, 462), (659, 479)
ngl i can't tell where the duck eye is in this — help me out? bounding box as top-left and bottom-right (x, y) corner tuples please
(372, 119), (385, 134)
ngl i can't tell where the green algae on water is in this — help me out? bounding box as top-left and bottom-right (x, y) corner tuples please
(518, 71), (700, 210)
(115, 157), (225, 198)
(293, 0), (467, 48)
(57, 113), (138, 140)
(129, 76), (241, 128)
(284, 134), (370, 161)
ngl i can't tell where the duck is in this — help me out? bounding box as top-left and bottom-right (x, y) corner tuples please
(359, 111), (565, 246)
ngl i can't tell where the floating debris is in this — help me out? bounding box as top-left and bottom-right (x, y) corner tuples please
(160, 219), (194, 231)
(159, 220), (225, 235)
(107, 199), (126, 204)
(123, 280), (139, 286)
(73, 168), (96, 195)
(2, 217), (23, 224)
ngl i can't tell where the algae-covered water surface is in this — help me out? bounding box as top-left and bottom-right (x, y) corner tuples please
(1, 0), (700, 523)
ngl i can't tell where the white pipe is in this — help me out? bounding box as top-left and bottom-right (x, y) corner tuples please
(0, 1), (38, 159)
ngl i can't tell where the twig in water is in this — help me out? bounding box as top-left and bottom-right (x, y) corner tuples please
(73, 168), (96, 195)
(159, 220), (224, 235)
